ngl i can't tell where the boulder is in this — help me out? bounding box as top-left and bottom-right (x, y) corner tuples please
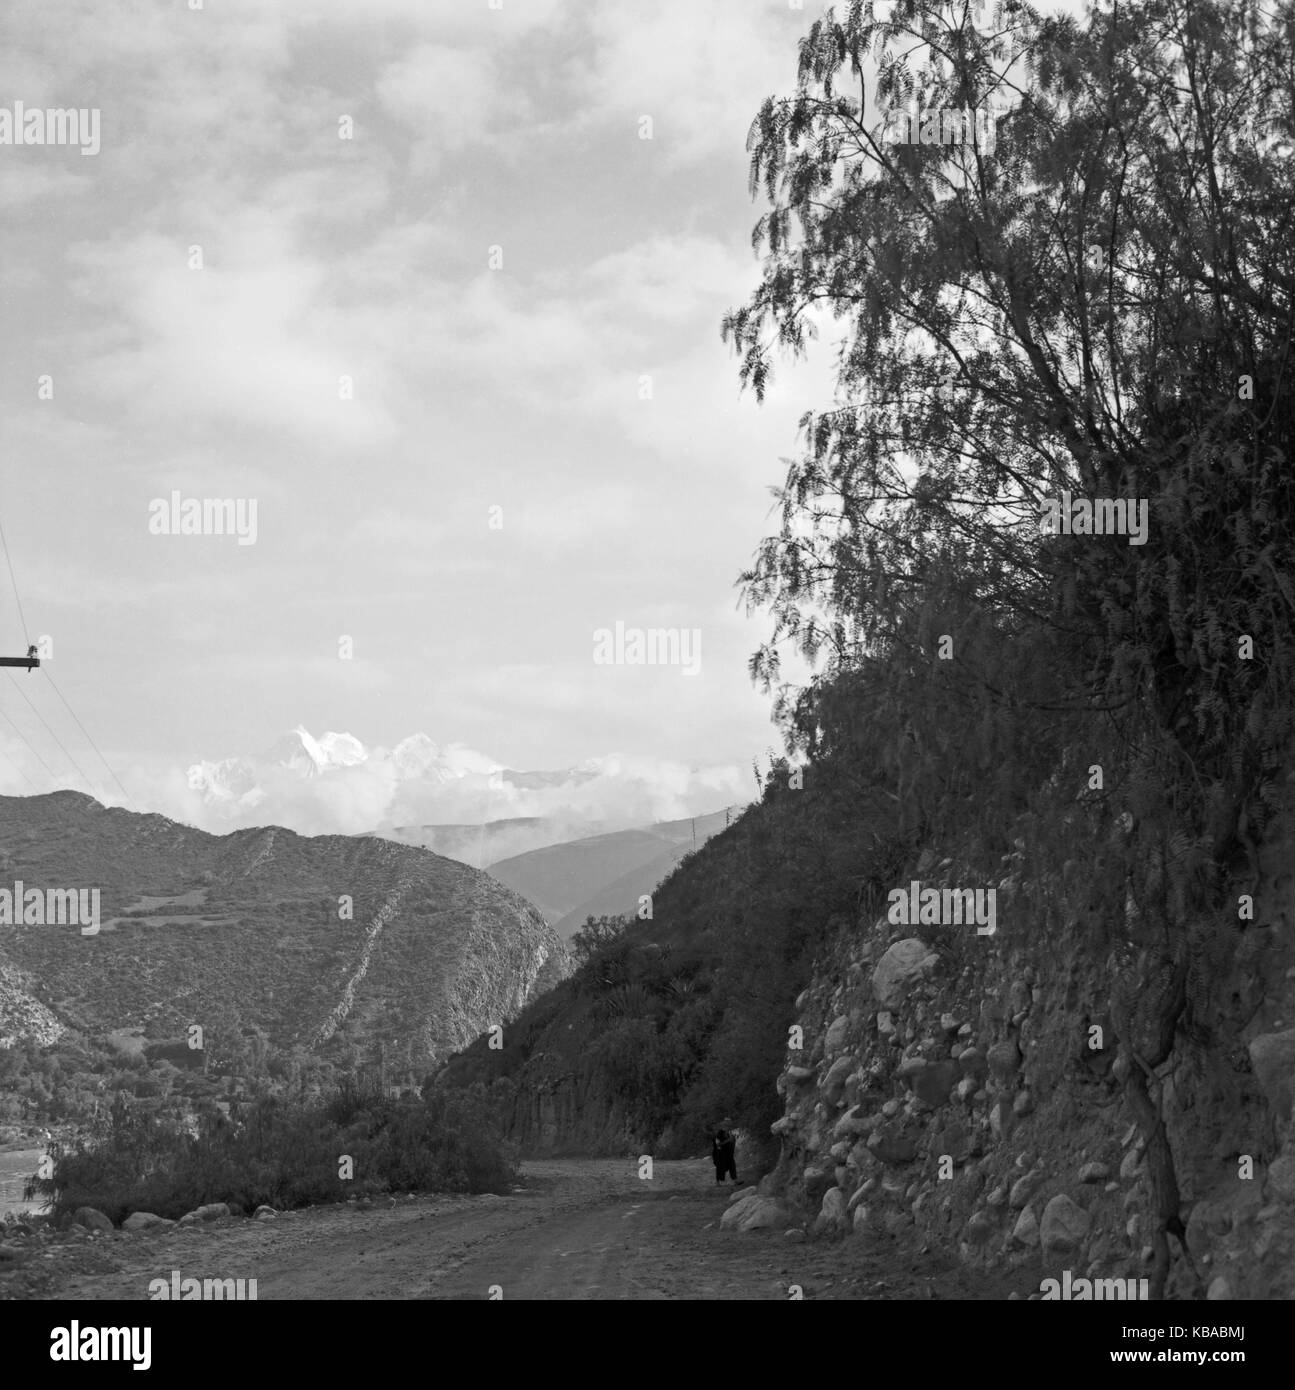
(821, 1055), (855, 1104)
(957, 1047), (987, 1079)
(1040, 1194), (1090, 1258)
(832, 1106), (873, 1140)
(1009, 1170), (1045, 1209)
(1249, 1029), (1295, 1124)
(1009, 1204), (1039, 1248)
(872, 939), (939, 1010)
(720, 1192), (794, 1233)
(966, 1210), (996, 1245)
(986, 1040), (1021, 1082)
(824, 1015), (851, 1053)
(802, 1166), (834, 1206)
(253, 1205), (278, 1221)
(813, 1187), (850, 1236)
(1078, 1161), (1110, 1184)
(194, 1202), (231, 1222)
(72, 1207), (113, 1234)
(122, 1212), (171, 1233)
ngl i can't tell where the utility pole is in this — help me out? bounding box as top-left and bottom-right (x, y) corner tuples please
(0, 645), (38, 670)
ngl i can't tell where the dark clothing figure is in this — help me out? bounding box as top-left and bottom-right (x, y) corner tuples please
(712, 1127), (738, 1182)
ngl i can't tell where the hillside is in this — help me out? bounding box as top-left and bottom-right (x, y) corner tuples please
(0, 792), (568, 1072)
(487, 808), (739, 935)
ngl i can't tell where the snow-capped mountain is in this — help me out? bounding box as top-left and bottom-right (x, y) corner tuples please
(182, 727), (749, 851)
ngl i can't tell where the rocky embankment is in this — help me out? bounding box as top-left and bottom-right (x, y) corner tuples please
(745, 833), (1295, 1299)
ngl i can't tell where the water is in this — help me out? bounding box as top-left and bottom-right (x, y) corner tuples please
(0, 1148), (49, 1217)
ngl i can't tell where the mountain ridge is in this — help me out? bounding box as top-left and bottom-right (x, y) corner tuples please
(0, 791), (568, 1070)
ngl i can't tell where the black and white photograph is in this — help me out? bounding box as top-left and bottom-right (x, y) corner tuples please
(0, 0), (1291, 1347)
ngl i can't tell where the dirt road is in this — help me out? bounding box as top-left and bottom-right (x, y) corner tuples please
(36, 1159), (1019, 1300)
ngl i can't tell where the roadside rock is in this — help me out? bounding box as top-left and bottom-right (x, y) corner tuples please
(72, 1207), (113, 1234)
(122, 1212), (172, 1233)
(813, 1187), (849, 1236)
(720, 1191), (795, 1233)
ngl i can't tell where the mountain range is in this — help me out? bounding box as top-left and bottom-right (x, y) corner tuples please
(485, 807), (740, 937)
(0, 791), (568, 1068)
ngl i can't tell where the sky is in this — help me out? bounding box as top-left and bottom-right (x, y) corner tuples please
(0, 0), (1076, 835)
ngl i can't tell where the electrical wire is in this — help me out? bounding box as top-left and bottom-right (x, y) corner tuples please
(4, 673), (102, 796)
(41, 668), (139, 812)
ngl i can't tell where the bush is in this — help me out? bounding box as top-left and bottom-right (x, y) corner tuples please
(28, 1081), (516, 1222)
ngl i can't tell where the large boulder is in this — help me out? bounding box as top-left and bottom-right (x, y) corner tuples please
(802, 1166), (835, 1206)
(824, 1015), (851, 1053)
(821, 1055), (855, 1104)
(122, 1212), (172, 1233)
(1009, 1204), (1040, 1249)
(812, 1187), (850, 1236)
(72, 1207), (113, 1234)
(872, 939), (939, 1009)
(957, 1047), (987, 1080)
(833, 1106), (873, 1140)
(987, 1040), (1022, 1083)
(1249, 1029), (1295, 1125)
(720, 1192), (794, 1233)
(1040, 1194), (1090, 1258)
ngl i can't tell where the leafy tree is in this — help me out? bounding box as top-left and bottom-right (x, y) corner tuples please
(570, 914), (631, 970)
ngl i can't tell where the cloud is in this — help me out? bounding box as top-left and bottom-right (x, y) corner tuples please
(150, 726), (749, 849)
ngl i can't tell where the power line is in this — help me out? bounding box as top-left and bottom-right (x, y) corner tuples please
(0, 746), (39, 793)
(0, 508), (31, 647)
(40, 668), (138, 812)
(0, 740), (41, 793)
(0, 700), (58, 783)
(4, 672), (103, 799)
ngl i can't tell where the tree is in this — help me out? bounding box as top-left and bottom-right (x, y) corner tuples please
(723, 0), (1294, 795)
(569, 915), (631, 970)
(724, 0), (1295, 1301)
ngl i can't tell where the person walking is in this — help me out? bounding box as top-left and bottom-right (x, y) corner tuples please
(712, 1118), (739, 1184)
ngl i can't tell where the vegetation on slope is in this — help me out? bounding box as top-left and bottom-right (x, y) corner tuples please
(446, 0), (1295, 1201)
